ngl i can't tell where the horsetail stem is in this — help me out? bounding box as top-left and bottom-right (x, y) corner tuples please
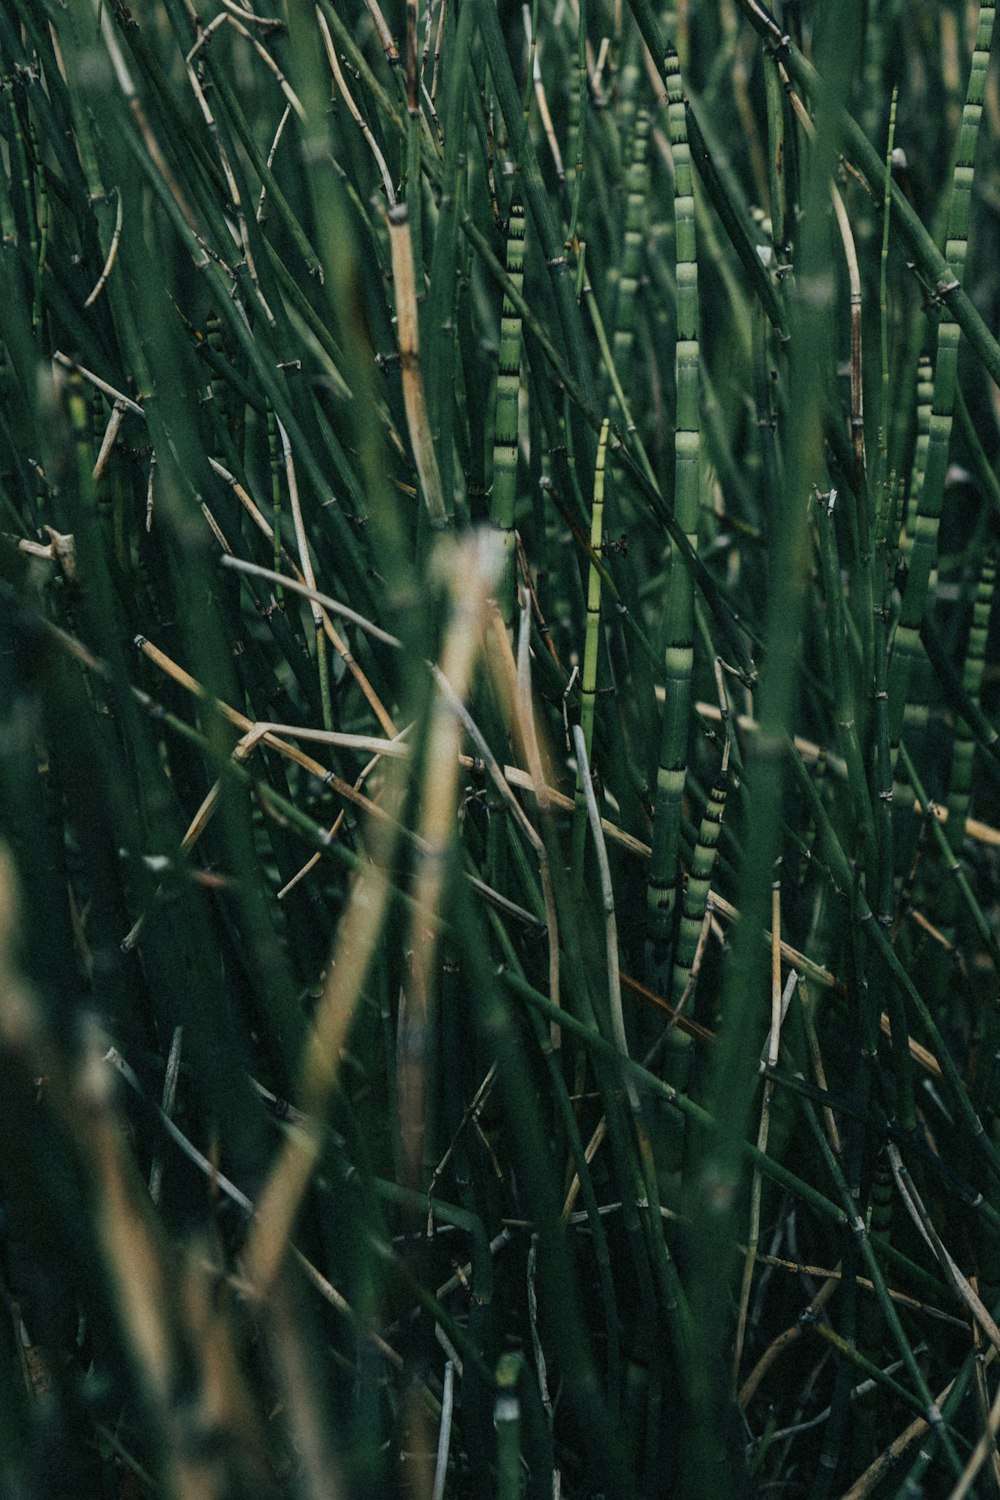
(659, 763), (728, 1172)
(875, 84), (897, 518)
(670, 765), (727, 1010)
(893, 7), (994, 753)
(494, 1353), (524, 1500)
(927, 552), (998, 1004)
(763, 26), (788, 257)
(902, 354), (933, 566)
(814, 490), (876, 890)
(388, 203), (450, 532)
(946, 552), (996, 834)
(491, 200), (526, 634)
(571, 417), (609, 897)
(610, 105), (650, 410)
(647, 45), (700, 968)
(565, 0), (588, 240)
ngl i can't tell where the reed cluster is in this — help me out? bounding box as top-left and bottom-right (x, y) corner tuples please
(1, 0), (1000, 1495)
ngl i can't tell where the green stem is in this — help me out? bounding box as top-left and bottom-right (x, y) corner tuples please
(647, 46), (700, 968)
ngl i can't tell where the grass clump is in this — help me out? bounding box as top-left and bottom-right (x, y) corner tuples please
(2, 0), (1000, 1495)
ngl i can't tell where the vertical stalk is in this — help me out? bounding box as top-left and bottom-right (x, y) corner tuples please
(683, 8), (864, 1487)
(495, 1353), (523, 1500)
(399, 537), (498, 1188)
(669, 766), (727, 1011)
(388, 204), (450, 532)
(902, 354), (933, 566)
(566, 0), (588, 241)
(660, 765), (728, 1172)
(732, 882), (787, 1388)
(946, 553), (996, 840)
(277, 417), (333, 733)
(473, 0), (598, 416)
(889, 5), (995, 752)
(427, 0), (474, 519)
(611, 105), (650, 406)
(647, 45), (700, 971)
(874, 85), (898, 525)
(925, 553), (997, 1007)
(265, 411), (281, 603)
(572, 417), (609, 895)
(814, 491), (876, 892)
(491, 201), (526, 635)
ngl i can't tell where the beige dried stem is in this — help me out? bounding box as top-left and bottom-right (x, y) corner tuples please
(244, 534), (497, 1288)
(187, 9), (304, 121)
(74, 1029), (230, 1500)
(135, 634), (400, 821)
(945, 1371), (1000, 1500)
(257, 103), (292, 224)
(387, 205), (449, 528)
(888, 1141), (1000, 1355)
(839, 1369), (963, 1500)
(738, 1273), (840, 1412)
(182, 49), (274, 323)
(398, 533), (501, 1188)
(83, 188), (123, 309)
(0, 847), (268, 1499)
(277, 734), (410, 900)
(317, 4), (396, 205)
(361, 0), (401, 65)
(105, 1044), (411, 1375)
(242, 741), (407, 1294)
(131, 631), (518, 929)
(265, 1271), (349, 1500)
(485, 595), (561, 1028)
(515, 589), (562, 1039)
(207, 462), (397, 735)
(96, 1), (202, 246)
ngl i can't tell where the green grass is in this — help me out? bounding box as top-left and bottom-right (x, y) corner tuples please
(2, 0), (1000, 1495)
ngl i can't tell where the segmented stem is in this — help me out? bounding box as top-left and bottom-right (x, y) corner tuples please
(902, 354), (933, 565)
(494, 1354), (523, 1500)
(947, 552), (996, 838)
(929, 553), (998, 995)
(572, 418), (610, 892)
(491, 200), (525, 634)
(875, 86), (897, 525)
(890, 6), (995, 747)
(648, 48), (700, 961)
(388, 203), (450, 531)
(266, 403), (284, 600)
(611, 105), (649, 398)
(670, 773), (727, 1010)
(614, 57), (640, 182)
(763, 41), (788, 257)
(565, 0), (587, 240)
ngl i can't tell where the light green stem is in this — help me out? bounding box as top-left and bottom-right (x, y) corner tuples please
(572, 418), (609, 895)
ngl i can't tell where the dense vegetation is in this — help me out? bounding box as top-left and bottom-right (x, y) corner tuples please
(2, 0), (1000, 1495)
